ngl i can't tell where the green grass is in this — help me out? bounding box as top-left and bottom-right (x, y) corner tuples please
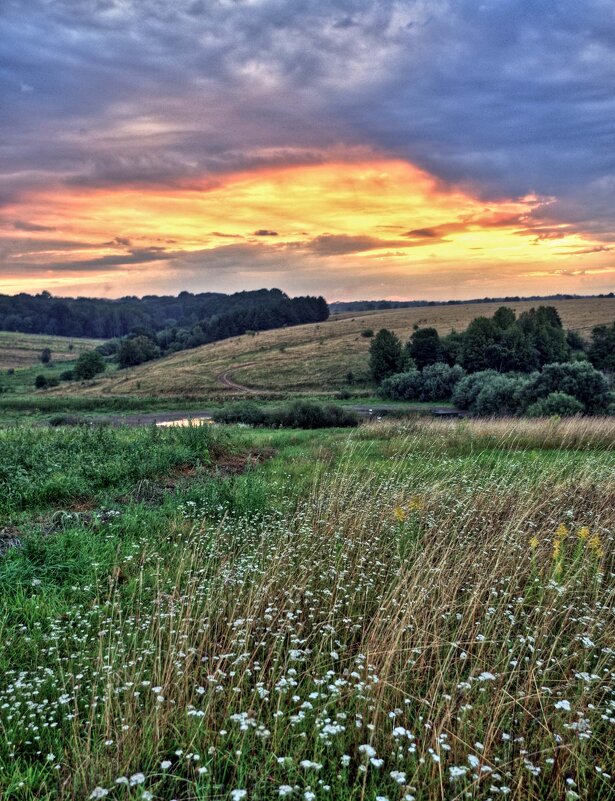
(0, 418), (613, 800)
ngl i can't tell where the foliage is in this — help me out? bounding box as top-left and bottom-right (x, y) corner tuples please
(369, 328), (403, 383)
(405, 326), (443, 369)
(215, 400), (358, 428)
(473, 374), (529, 416)
(73, 349), (107, 380)
(0, 288), (329, 340)
(379, 363), (464, 401)
(117, 335), (160, 368)
(40, 347), (52, 364)
(526, 391), (584, 417)
(588, 321), (615, 369)
(522, 361), (611, 413)
(361, 328), (374, 338)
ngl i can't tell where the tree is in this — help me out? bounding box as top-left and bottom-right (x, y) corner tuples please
(118, 335), (160, 368)
(588, 323), (615, 370)
(459, 317), (499, 372)
(73, 350), (106, 380)
(40, 347), (52, 364)
(34, 374), (48, 389)
(492, 306), (516, 329)
(406, 327), (443, 369)
(522, 361), (610, 413)
(526, 392), (584, 417)
(369, 329), (403, 383)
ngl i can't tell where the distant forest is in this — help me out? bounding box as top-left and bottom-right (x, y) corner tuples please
(0, 289), (329, 340)
(330, 292), (615, 314)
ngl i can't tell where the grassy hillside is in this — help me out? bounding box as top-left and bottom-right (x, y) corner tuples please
(63, 297), (615, 398)
(0, 332), (104, 370)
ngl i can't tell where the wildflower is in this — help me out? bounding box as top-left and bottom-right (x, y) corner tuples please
(231, 791), (247, 801)
(390, 770), (407, 784)
(394, 506), (406, 522)
(588, 534), (604, 557)
(555, 700), (572, 712)
(529, 536), (539, 550)
(278, 787), (293, 797)
(129, 774), (145, 786)
(358, 744), (377, 758)
(160, 760), (172, 770)
(577, 526), (590, 541)
(449, 766), (468, 780)
(89, 790), (109, 800)
(555, 523), (569, 540)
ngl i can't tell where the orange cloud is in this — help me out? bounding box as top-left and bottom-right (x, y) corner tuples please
(1, 159), (612, 298)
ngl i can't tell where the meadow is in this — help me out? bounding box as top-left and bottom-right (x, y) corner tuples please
(53, 297), (615, 399)
(0, 333), (104, 371)
(0, 417), (613, 800)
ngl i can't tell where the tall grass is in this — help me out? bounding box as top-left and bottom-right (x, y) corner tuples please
(0, 420), (613, 799)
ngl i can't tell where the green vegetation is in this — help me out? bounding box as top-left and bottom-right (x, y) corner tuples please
(73, 349), (107, 380)
(0, 418), (613, 799)
(214, 399), (359, 428)
(377, 306), (615, 416)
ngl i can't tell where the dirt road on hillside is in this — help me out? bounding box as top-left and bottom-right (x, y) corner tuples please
(215, 363), (259, 392)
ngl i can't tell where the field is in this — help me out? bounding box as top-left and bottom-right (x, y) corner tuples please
(0, 417), (613, 800)
(0, 332), (104, 370)
(59, 297), (615, 399)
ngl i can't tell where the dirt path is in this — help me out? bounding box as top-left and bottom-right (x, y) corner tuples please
(216, 362), (259, 392)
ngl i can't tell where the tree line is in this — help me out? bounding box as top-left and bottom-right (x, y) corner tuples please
(0, 288), (328, 340)
(369, 306), (615, 416)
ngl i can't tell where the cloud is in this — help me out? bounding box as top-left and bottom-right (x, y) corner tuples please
(253, 229), (278, 236)
(12, 220), (56, 232)
(302, 234), (408, 256)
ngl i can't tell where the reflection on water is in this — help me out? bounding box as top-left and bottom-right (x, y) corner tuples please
(155, 417), (213, 428)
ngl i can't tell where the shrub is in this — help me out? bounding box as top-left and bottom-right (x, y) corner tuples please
(378, 369), (422, 401)
(361, 328), (374, 338)
(59, 370), (74, 381)
(526, 392), (584, 417)
(269, 401), (358, 429)
(40, 347), (52, 364)
(214, 402), (267, 426)
(522, 361), (610, 413)
(419, 363), (465, 401)
(74, 350), (106, 380)
(34, 374), (48, 389)
(214, 401), (358, 429)
(452, 370), (500, 410)
(473, 375), (529, 416)
(406, 327), (443, 369)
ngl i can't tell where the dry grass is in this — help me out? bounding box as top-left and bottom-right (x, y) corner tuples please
(0, 331), (104, 370)
(2, 418), (614, 798)
(63, 297), (615, 399)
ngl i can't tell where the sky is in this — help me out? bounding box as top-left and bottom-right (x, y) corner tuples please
(2, 0), (615, 301)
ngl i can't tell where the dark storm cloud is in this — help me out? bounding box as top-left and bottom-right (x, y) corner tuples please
(303, 234), (410, 256)
(2, 0), (615, 236)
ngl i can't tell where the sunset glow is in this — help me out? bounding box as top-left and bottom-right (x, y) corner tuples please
(2, 2), (615, 299)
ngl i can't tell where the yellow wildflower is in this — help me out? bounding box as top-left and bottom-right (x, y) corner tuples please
(407, 496), (424, 512)
(555, 523), (569, 540)
(529, 535), (539, 550)
(588, 534), (604, 558)
(577, 526), (590, 541)
(393, 506), (406, 522)
(553, 540), (561, 560)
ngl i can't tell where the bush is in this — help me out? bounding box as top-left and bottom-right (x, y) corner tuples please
(378, 364), (465, 402)
(526, 392), (584, 417)
(269, 401), (358, 429)
(214, 401), (358, 429)
(118, 335), (160, 368)
(214, 402), (268, 426)
(361, 328), (374, 338)
(59, 370), (74, 381)
(473, 375), (529, 416)
(378, 369), (422, 401)
(34, 374), (48, 389)
(419, 363), (465, 401)
(522, 361), (610, 413)
(452, 370), (500, 410)
(74, 350), (106, 380)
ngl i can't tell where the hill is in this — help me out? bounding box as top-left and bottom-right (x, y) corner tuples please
(0, 332), (104, 371)
(62, 297), (615, 399)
